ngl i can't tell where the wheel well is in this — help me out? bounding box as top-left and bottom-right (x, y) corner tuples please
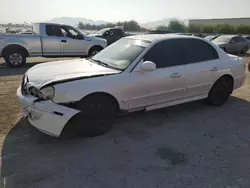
(88, 45), (103, 55)
(213, 74), (234, 93)
(1, 44), (29, 57)
(80, 92), (120, 111)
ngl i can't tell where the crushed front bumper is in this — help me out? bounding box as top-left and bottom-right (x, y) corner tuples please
(17, 86), (80, 137)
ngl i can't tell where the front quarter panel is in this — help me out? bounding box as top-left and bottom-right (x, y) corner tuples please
(85, 36), (107, 52)
(52, 73), (129, 110)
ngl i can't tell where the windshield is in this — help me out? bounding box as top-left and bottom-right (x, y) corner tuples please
(92, 38), (150, 70)
(213, 36), (231, 43)
(95, 28), (109, 35)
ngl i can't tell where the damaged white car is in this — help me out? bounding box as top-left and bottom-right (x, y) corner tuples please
(17, 34), (246, 137)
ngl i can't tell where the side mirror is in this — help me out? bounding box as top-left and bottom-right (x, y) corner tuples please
(140, 61), (156, 71)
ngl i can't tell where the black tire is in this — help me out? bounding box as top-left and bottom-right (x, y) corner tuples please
(248, 62), (250, 73)
(72, 94), (118, 137)
(88, 46), (103, 57)
(207, 77), (233, 106)
(4, 50), (26, 67)
(241, 46), (249, 54)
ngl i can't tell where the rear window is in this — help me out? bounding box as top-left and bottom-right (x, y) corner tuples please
(180, 39), (219, 64)
(213, 36), (231, 43)
(45, 25), (63, 37)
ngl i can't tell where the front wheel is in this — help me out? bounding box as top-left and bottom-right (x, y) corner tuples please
(72, 95), (117, 137)
(206, 77), (233, 106)
(241, 46), (249, 54)
(88, 46), (103, 57)
(4, 51), (26, 67)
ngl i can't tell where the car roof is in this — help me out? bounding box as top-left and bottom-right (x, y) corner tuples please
(38, 22), (74, 27)
(125, 34), (203, 42)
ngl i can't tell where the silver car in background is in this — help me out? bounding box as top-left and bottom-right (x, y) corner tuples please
(212, 35), (249, 54)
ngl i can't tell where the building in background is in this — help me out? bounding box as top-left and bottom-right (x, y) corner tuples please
(189, 17), (250, 25)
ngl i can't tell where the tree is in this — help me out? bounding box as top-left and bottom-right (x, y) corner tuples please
(215, 24), (235, 34)
(77, 20), (143, 31)
(235, 24), (250, 34)
(156, 25), (168, 30)
(168, 20), (186, 32)
(78, 22), (84, 29)
(201, 25), (215, 34)
(187, 24), (202, 33)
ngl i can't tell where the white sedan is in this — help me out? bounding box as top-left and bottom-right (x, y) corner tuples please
(17, 34), (246, 137)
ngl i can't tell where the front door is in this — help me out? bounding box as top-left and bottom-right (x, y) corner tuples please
(228, 37), (243, 53)
(105, 29), (122, 45)
(60, 26), (87, 56)
(127, 39), (186, 110)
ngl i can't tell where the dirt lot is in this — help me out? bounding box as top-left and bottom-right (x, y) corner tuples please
(0, 56), (250, 188)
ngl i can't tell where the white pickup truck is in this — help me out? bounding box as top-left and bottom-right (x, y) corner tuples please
(0, 23), (107, 67)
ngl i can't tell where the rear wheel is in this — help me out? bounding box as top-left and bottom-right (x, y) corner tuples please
(4, 50), (26, 67)
(72, 94), (118, 137)
(207, 77), (233, 106)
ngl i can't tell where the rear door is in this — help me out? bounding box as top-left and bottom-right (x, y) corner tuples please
(42, 25), (63, 56)
(181, 38), (220, 98)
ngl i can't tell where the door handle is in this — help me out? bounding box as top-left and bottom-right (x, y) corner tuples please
(61, 40), (67, 43)
(211, 67), (219, 71)
(170, 72), (181, 78)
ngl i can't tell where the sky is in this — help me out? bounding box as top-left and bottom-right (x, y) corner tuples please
(0, 0), (249, 24)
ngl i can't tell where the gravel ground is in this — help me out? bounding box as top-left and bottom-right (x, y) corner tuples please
(0, 56), (250, 188)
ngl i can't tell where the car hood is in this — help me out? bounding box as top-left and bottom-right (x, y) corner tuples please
(84, 35), (107, 46)
(25, 59), (121, 88)
(87, 33), (102, 37)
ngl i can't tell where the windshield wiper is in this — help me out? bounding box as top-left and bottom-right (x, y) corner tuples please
(94, 59), (109, 67)
(88, 57), (109, 67)
(87, 57), (123, 71)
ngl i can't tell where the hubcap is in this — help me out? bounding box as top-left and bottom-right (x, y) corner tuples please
(9, 53), (23, 65)
(91, 50), (99, 57)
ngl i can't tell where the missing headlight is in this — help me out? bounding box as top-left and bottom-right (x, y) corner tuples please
(40, 86), (55, 100)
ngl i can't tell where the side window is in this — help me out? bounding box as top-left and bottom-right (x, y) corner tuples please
(113, 29), (123, 36)
(231, 37), (240, 43)
(144, 40), (182, 68)
(60, 26), (82, 39)
(45, 25), (63, 37)
(109, 29), (115, 36)
(181, 39), (218, 64)
(238, 37), (246, 42)
(231, 37), (245, 43)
